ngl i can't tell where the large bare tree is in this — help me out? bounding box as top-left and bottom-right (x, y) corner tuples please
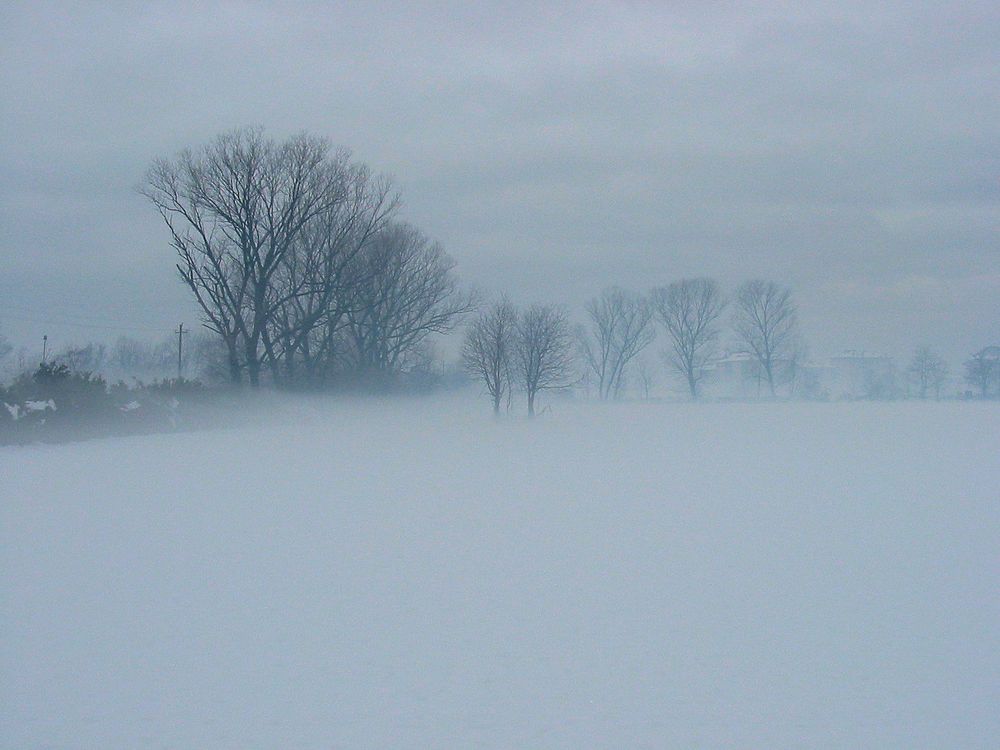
(581, 287), (655, 400)
(516, 304), (574, 416)
(143, 128), (355, 386)
(462, 298), (517, 415)
(732, 280), (798, 396)
(651, 278), (725, 399)
(341, 222), (476, 379)
(263, 162), (397, 384)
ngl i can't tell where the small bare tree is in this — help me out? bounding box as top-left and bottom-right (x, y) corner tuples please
(908, 347), (948, 399)
(635, 356), (656, 400)
(112, 336), (151, 374)
(462, 298), (518, 415)
(964, 346), (1000, 398)
(515, 304), (574, 416)
(651, 278), (725, 399)
(581, 287), (655, 400)
(732, 280), (798, 397)
(0, 326), (12, 365)
(54, 343), (107, 373)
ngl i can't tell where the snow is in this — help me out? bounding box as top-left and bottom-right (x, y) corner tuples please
(22, 399), (55, 413)
(2, 397), (998, 749)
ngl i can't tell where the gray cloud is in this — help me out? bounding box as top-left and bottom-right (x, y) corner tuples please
(1, 1), (997, 362)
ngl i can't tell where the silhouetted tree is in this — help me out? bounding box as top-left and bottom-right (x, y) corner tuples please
(0, 327), (11, 366)
(635, 356), (656, 401)
(732, 280), (798, 396)
(143, 128), (359, 386)
(908, 347), (948, 399)
(263, 163), (396, 384)
(112, 336), (150, 373)
(462, 298), (517, 415)
(516, 304), (574, 415)
(652, 278), (725, 399)
(964, 346), (999, 398)
(340, 222), (476, 381)
(581, 287), (655, 400)
(54, 343), (107, 374)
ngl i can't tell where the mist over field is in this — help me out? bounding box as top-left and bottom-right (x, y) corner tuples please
(3, 396), (999, 748)
(2, 1), (1000, 748)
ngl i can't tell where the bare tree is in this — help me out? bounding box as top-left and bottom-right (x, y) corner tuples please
(908, 347), (949, 399)
(0, 327), (12, 365)
(516, 304), (574, 415)
(635, 356), (656, 401)
(54, 343), (107, 374)
(263, 163), (397, 384)
(581, 287), (655, 400)
(861, 358), (899, 400)
(732, 280), (798, 397)
(341, 222), (476, 380)
(112, 336), (151, 374)
(142, 128), (354, 386)
(785, 338), (819, 399)
(462, 298), (517, 415)
(964, 346), (999, 398)
(651, 278), (725, 399)
(189, 332), (232, 384)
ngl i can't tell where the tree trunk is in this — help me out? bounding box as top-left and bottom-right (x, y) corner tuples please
(261, 330), (282, 385)
(225, 341), (242, 385)
(245, 338), (261, 387)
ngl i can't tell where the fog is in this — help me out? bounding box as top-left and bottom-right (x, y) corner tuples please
(2, 2), (999, 748)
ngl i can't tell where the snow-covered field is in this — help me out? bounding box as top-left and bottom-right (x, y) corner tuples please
(2, 397), (998, 749)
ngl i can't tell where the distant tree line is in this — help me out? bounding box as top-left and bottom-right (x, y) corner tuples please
(463, 278), (802, 413)
(3, 126), (998, 420)
(462, 282), (998, 412)
(136, 127), (1000, 408)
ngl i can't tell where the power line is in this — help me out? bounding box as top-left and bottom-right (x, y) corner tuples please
(1, 300), (184, 327)
(0, 310), (177, 334)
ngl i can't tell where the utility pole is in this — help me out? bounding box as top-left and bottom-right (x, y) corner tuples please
(42, 334), (48, 364)
(176, 323), (185, 380)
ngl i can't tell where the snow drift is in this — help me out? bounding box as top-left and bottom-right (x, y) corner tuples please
(2, 397), (998, 748)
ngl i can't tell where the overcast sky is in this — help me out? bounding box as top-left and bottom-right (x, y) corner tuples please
(1, 1), (997, 363)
